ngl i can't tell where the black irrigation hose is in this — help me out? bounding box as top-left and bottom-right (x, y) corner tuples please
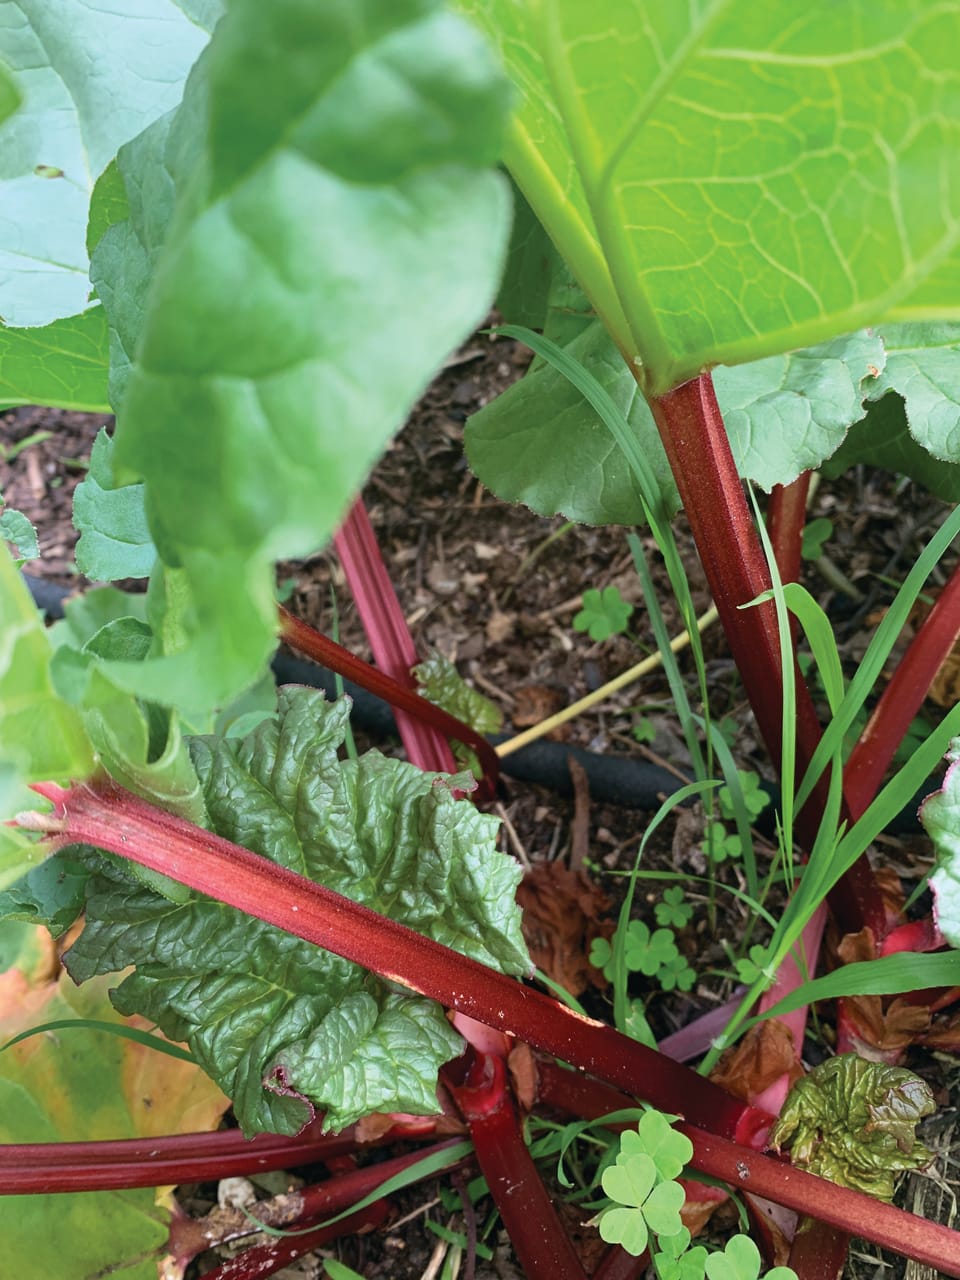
(23, 574), (931, 827)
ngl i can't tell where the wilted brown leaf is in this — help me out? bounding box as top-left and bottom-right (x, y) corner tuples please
(517, 862), (613, 996)
(710, 1021), (803, 1103)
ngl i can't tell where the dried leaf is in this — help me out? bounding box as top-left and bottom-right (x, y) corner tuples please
(710, 1021), (803, 1104)
(516, 862), (612, 996)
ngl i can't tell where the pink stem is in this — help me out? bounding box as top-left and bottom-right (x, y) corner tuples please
(0, 1124), (365, 1193)
(767, 474), (811, 587)
(18, 778), (767, 1143)
(335, 498), (456, 774)
(845, 557), (960, 819)
(447, 1052), (588, 1279)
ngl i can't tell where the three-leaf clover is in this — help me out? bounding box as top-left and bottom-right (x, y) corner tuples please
(573, 586), (634, 641)
(624, 920), (679, 976)
(704, 820), (741, 865)
(733, 945), (776, 987)
(657, 953), (697, 993)
(703, 1234), (796, 1280)
(655, 886), (693, 928)
(719, 771), (770, 821)
(598, 1152), (685, 1256)
(653, 1227), (708, 1280)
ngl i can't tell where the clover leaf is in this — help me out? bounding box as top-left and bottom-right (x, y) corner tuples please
(573, 586), (633, 641)
(733, 945), (775, 987)
(704, 1234), (796, 1280)
(704, 821), (742, 865)
(719, 771), (770, 821)
(598, 1152), (685, 1256)
(623, 921), (679, 976)
(653, 1228), (708, 1280)
(657, 953), (697, 993)
(655, 886), (693, 929)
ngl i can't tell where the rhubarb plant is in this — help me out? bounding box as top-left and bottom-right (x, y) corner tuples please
(2, 2), (960, 1278)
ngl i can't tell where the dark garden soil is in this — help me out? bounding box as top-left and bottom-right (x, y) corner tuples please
(2, 329), (959, 1279)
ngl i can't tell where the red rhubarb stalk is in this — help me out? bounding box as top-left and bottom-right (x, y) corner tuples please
(447, 1052), (588, 1279)
(767, 474), (812, 587)
(0, 1124), (365, 1194)
(647, 373), (885, 937)
(534, 1056), (960, 1277)
(335, 498), (457, 774)
(17, 777), (766, 1143)
(278, 606), (499, 798)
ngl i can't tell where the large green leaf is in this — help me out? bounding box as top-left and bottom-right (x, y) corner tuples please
(0, 544), (93, 791)
(88, 0), (512, 715)
(0, 921), (227, 1280)
(0, 0), (216, 326)
(466, 324), (882, 523)
(62, 687), (530, 1135)
(867, 322), (960, 460)
(0, 307), (110, 411)
(73, 429), (156, 580)
(823, 391), (960, 502)
(461, 1), (960, 394)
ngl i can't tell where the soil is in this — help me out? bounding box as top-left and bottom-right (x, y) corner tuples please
(2, 328), (959, 1280)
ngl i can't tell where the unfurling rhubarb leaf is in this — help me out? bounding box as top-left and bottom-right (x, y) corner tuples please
(413, 651), (503, 774)
(769, 1053), (935, 1202)
(59, 687), (530, 1135)
(919, 742), (960, 947)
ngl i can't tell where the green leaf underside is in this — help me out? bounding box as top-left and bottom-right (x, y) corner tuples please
(769, 1053), (935, 1202)
(0, 545), (94, 791)
(73, 429), (156, 580)
(60, 688), (530, 1135)
(461, 1), (960, 395)
(824, 392), (960, 500)
(0, 308), (110, 412)
(466, 324), (885, 525)
(920, 743), (960, 947)
(0, 0), (213, 327)
(85, 0), (512, 715)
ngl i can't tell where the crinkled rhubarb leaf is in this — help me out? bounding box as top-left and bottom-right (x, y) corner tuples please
(460, 1), (960, 395)
(0, 0), (214, 326)
(62, 687), (529, 1135)
(769, 1053), (934, 1201)
(919, 742), (960, 947)
(466, 323), (881, 524)
(86, 0), (512, 716)
(73, 429), (156, 580)
(868, 323), (960, 460)
(414, 651), (503, 774)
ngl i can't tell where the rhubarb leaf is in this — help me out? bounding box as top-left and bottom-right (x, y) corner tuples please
(867, 323), (960, 460)
(466, 320), (677, 525)
(87, 0), (512, 715)
(0, 0), (213, 326)
(0, 920), (227, 1280)
(712, 331), (885, 489)
(414, 652), (503, 774)
(824, 393), (960, 501)
(62, 687), (529, 1135)
(769, 1053), (934, 1202)
(467, 323), (883, 524)
(0, 308), (110, 412)
(462, 1), (960, 395)
(919, 743), (960, 948)
(73, 429), (156, 580)
(0, 545), (94, 789)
